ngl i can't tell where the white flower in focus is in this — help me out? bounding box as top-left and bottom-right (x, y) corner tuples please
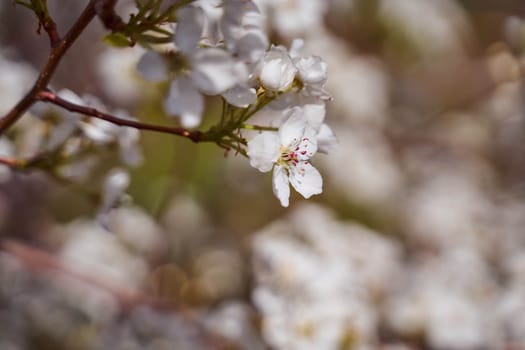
(257, 46), (297, 92)
(248, 108), (322, 207)
(288, 39), (330, 99)
(264, 98), (337, 154)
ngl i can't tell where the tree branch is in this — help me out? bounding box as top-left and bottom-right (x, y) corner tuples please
(36, 90), (207, 143)
(93, 0), (125, 31)
(0, 0), (98, 134)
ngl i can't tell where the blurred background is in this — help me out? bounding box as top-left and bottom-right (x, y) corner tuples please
(2, 0), (525, 349)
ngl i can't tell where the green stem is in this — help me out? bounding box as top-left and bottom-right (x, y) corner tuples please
(241, 124), (278, 132)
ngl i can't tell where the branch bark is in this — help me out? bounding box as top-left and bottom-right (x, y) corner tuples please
(37, 90), (206, 143)
(0, 1), (98, 134)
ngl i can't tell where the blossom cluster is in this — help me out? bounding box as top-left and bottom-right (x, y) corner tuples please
(135, 0), (336, 206)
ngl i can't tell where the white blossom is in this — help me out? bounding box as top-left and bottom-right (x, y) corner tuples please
(136, 3), (254, 127)
(247, 108), (322, 207)
(256, 45), (297, 92)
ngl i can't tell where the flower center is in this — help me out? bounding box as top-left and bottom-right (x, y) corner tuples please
(277, 139), (310, 169)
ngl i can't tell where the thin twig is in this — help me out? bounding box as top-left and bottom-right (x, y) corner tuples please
(0, 156), (24, 169)
(36, 90), (207, 142)
(0, 0), (98, 134)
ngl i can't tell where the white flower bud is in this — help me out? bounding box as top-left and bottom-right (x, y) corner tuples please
(258, 46), (297, 91)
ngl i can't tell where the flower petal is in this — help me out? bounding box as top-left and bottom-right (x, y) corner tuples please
(294, 55), (328, 86)
(317, 124), (337, 154)
(164, 78), (204, 128)
(234, 29), (268, 63)
(301, 99), (326, 131)
(289, 162), (323, 199)
(191, 48), (247, 95)
(295, 125), (318, 161)
(247, 132), (280, 172)
(222, 84), (256, 107)
(136, 51), (167, 82)
(174, 5), (205, 53)
(258, 46), (297, 91)
(279, 107), (306, 147)
(272, 165), (290, 207)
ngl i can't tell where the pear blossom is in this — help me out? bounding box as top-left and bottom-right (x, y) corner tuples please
(256, 45), (297, 92)
(221, 0), (269, 63)
(247, 108), (322, 207)
(266, 98), (337, 154)
(136, 3), (251, 128)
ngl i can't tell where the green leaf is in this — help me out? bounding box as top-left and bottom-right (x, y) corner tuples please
(103, 32), (132, 48)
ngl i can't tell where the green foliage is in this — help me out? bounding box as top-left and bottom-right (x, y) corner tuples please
(107, 0), (196, 47)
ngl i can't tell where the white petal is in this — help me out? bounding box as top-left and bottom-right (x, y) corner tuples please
(294, 55), (328, 86)
(247, 132), (280, 172)
(136, 51), (167, 82)
(295, 125), (318, 160)
(57, 89), (84, 105)
(191, 48), (247, 94)
(258, 46), (297, 91)
(301, 100), (326, 131)
(164, 78), (204, 128)
(82, 118), (117, 144)
(223, 0), (260, 25)
(278, 107), (306, 147)
(272, 165), (290, 207)
(235, 29), (268, 63)
(289, 38), (304, 59)
(174, 5), (205, 53)
(317, 124), (337, 154)
(222, 85), (256, 107)
(289, 162), (322, 199)
(101, 168), (130, 214)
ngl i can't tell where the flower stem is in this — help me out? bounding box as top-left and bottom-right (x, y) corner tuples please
(241, 124), (278, 132)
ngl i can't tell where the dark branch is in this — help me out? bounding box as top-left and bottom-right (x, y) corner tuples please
(0, 0), (97, 134)
(94, 0), (125, 31)
(36, 90), (206, 143)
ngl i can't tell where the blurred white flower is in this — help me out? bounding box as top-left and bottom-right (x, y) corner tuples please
(0, 52), (37, 115)
(108, 206), (165, 258)
(204, 302), (266, 350)
(252, 204), (400, 349)
(98, 168), (131, 223)
(380, 0), (470, 59)
(0, 138), (13, 182)
(321, 127), (401, 205)
(57, 219), (149, 322)
(255, 0), (327, 39)
(136, 3), (252, 128)
(96, 46), (144, 104)
(248, 108), (321, 207)
(221, 0), (269, 63)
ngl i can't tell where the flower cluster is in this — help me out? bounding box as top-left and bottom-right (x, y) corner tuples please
(136, 0), (268, 127)
(135, 1), (336, 206)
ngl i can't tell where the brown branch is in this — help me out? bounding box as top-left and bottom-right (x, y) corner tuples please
(0, 156), (24, 169)
(93, 0), (125, 31)
(36, 90), (207, 143)
(0, 0), (98, 135)
(40, 16), (61, 48)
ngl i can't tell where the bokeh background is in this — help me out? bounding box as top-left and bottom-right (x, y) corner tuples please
(2, 0), (525, 349)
